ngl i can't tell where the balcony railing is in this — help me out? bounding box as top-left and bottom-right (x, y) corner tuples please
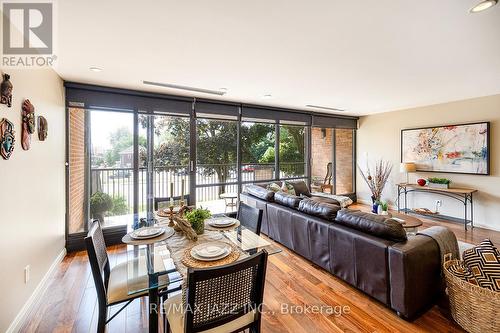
(90, 162), (305, 215)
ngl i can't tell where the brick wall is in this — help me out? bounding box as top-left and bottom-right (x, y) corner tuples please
(311, 127), (333, 181)
(69, 108), (86, 233)
(311, 127), (354, 194)
(335, 129), (354, 194)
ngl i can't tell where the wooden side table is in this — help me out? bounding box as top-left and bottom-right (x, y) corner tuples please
(397, 183), (477, 230)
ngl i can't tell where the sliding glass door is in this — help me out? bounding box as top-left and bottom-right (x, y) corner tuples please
(138, 113), (191, 220)
(195, 117), (238, 213)
(88, 110), (136, 228)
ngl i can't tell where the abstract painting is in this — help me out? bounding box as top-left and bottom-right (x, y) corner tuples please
(401, 122), (489, 175)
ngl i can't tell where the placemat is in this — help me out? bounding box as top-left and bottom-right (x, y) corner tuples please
(181, 242), (240, 268)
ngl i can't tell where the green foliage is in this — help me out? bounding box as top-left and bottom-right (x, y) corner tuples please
(110, 196), (129, 216)
(90, 191), (114, 214)
(185, 208), (211, 234)
(427, 177), (451, 184)
(240, 123), (275, 163)
(139, 118), (306, 187)
(380, 201), (389, 211)
(102, 127), (133, 166)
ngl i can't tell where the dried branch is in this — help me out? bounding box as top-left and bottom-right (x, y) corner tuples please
(357, 159), (393, 202)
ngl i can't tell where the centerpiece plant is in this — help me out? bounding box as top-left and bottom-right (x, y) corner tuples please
(185, 207), (211, 235)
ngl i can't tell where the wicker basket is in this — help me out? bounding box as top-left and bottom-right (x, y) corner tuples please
(443, 254), (500, 333)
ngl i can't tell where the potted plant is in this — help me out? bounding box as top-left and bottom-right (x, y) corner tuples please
(185, 207), (211, 235)
(90, 191), (114, 223)
(379, 201), (389, 215)
(358, 159), (393, 213)
(427, 177), (451, 189)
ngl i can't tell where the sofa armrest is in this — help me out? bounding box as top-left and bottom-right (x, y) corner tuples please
(245, 184), (275, 202)
(388, 235), (441, 319)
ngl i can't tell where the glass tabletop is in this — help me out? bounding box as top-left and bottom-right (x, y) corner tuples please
(223, 226), (271, 252)
(126, 243), (182, 295)
(125, 222), (274, 296)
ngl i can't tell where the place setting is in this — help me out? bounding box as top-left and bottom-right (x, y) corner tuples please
(181, 241), (240, 268)
(122, 225), (175, 245)
(204, 216), (240, 231)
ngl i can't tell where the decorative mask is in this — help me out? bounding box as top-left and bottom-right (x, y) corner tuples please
(21, 99), (35, 150)
(1, 74), (13, 107)
(0, 118), (15, 159)
(38, 115), (48, 141)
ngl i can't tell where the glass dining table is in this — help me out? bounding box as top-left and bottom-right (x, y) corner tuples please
(124, 219), (276, 333)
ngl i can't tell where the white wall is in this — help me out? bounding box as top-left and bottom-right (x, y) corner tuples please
(0, 68), (65, 332)
(357, 94), (500, 231)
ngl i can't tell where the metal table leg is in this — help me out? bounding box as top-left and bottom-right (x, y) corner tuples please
(470, 193), (474, 229)
(147, 244), (159, 333)
(464, 194), (468, 231)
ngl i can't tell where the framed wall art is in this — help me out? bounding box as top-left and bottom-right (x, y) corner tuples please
(401, 122), (490, 175)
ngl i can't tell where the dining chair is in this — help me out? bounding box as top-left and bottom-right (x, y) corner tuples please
(155, 195), (191, 210)
(163, 250), (268, 333)
(237, 202), (263, 236)
(85, 220), (150, 333)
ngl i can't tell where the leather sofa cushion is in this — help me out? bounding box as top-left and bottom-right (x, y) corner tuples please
(307, 195), (340, 206)
(336, 210), (407, 242)
(245, 184), (275, 202)
(298, 199), (340, 221)
(274, 192), (303, 209)
(289, 180), (311, 197)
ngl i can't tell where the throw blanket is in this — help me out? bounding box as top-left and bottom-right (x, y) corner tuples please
(417, 226), (460, 263)
(310, 192), (353, 208)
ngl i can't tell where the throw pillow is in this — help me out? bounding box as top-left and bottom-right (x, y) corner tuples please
(447, 262), (478, 285)
(281, 181), (296, 195)
(463, 238), (500, 291)
(266, 182), (281, 193)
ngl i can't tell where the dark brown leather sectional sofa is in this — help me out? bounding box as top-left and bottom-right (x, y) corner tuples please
(241, 181), (442, 320)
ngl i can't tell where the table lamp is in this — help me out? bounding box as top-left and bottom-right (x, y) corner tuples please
(400, 162), (416, 184)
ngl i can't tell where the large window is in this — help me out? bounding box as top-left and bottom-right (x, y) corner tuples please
(196, 118), (238, 213)
(240, 121), (276, 182)
(279, 124), (306, 179)
(139, 114), (190, 216)
(65, 84), (357, 244)
(89, 110), (135, 228)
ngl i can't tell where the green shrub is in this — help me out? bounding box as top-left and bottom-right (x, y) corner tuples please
(110, 196), (129, 216)
(427, 177), (451, 185)
(90, 191), (114, 223)
(90, 191), (114, 215)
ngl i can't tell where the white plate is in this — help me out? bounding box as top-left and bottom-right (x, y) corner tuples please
(208, 217), (237, 228)
(130, 227), (165, 239)
(190, 242), (232, 261)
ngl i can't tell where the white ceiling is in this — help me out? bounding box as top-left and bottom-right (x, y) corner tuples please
(55, 0), (500, 116)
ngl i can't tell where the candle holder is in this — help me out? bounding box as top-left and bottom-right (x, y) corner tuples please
(168, 205), (175, 227)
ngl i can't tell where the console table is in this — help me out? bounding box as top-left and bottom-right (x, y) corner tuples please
(397, 183), (477, 230)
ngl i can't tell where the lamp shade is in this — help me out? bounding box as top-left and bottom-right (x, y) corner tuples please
(400, 162), (416, 173)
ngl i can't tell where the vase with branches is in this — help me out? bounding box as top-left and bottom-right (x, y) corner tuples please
(358, 159), (393, 213)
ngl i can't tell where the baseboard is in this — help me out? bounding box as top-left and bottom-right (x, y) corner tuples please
(357, 199), (500, 232)
(6, 248), (67, 333)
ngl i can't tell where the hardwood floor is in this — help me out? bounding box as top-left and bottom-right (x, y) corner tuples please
(21, 205), (500, 333)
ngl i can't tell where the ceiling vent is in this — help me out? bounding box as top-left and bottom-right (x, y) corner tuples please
(143, 80), (227, 96)
(305, 104), (346, 112)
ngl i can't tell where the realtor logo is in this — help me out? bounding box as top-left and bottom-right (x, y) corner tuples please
(2, 2), (55, 67)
